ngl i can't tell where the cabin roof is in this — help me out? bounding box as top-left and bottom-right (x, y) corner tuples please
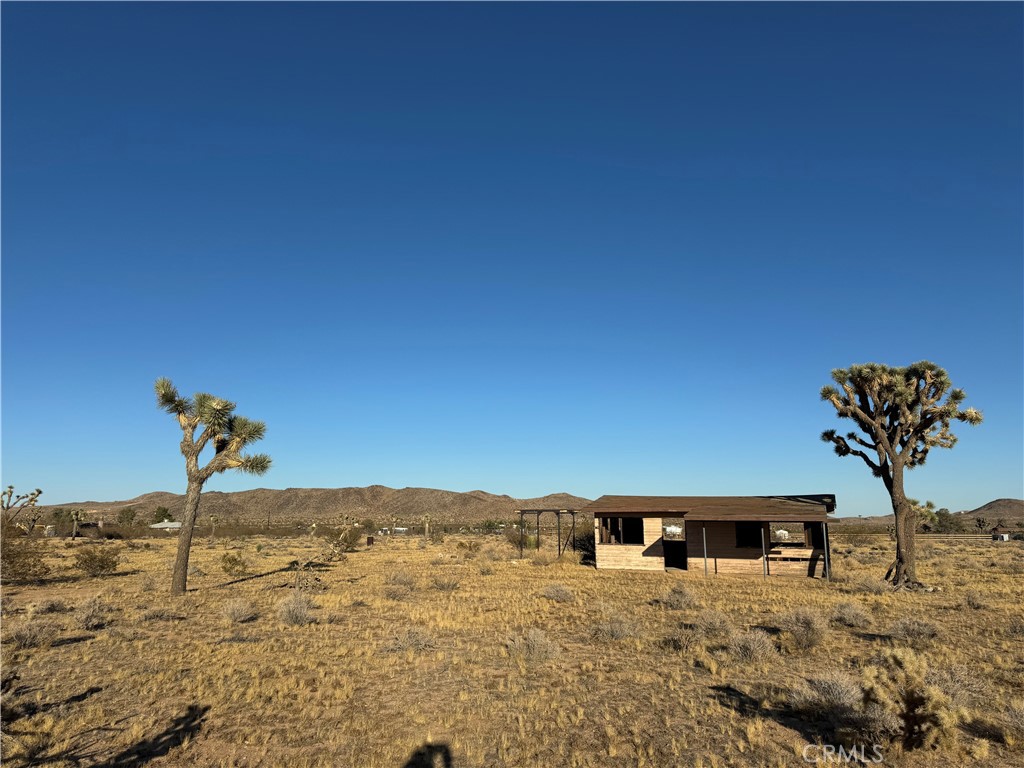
(581, 495), (835, 522)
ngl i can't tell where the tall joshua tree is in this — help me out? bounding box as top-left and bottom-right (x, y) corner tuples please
(155, 378), (271, 595)
(821, 362), (981, 588)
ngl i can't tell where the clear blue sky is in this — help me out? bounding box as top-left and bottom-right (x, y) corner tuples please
(3, 3), (1021, 516)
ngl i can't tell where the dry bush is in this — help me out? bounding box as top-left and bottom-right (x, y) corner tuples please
(384, 628), (436, 653)
(432, 576), (460, 592)
(926, 665), (988, 708)
(529, 550), (557, 567)
(221, 552), (250, 578)
(889, 617), (940, 649)
(73, 546), (122, 577)
(139, 574), (157, 592)
(385, 571), (416, 589)
(729, 629), (777, 663)
(1004, 701), (1024, 744)
(831, 601), (870, 628)
(478, 564), (494, 576)
(778, 608), (827, 650)
(141, 607), (181, 622)
(77, 596), (109, 630)
(1008, 617), (1024, 639)
(661, 628), (702, 653)
(654, 584), (694, 610)
(852, 575), (889, 595)
(27, 599), (69, 616)
(541, 584), (574, 603)
(589, 614), (634, 641)
(0, 532), (50, 583)
(507, 629), (559, 661)
(693, 609), (732, 639)
(277, 593), (314, 626)
(964, 590), (986, 610)
(7, 620), (58, 650)
(223, 599), (258, 623)
(862, 649), (959, 750)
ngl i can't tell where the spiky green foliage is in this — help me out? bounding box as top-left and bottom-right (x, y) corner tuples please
(861, 649), (960, 750)
(821, 361), (982, 475)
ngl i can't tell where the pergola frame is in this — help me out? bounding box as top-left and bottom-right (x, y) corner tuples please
(513, 509), (580, 558)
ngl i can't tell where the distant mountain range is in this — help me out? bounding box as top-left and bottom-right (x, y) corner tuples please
(34, 487), (1021, 528)
(36, 486), (593, 526)
(829, 498), (1023, 527)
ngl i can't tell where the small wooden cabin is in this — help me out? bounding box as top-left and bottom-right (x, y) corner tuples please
(583, 495), (835, 578)
(991, 526), (1011, 542)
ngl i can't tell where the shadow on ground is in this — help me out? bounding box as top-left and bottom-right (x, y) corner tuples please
(402, 742), (454, 768)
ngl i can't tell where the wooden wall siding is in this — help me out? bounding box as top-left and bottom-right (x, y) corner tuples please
(685, 521), (768, 576)
(594, 515), (666, 571)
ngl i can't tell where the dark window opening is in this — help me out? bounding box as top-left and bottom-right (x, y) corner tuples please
(599, 516), (645, 545)
(736, 522), (763, 549)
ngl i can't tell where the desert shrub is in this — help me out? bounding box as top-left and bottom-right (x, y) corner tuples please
(277, 593), (314, 626)
(73, 546), (122, 577)
(429, 531), (445, 545)
(27, 599), (69, 616)
(139, 574), (157, 592)
(654, 585), (694, 610)
(77, 597), (108, 631)
(478, 564), (495, 576)
(661, 628), (702, 653)
(889, 617), (940, 649)
(385, 571), (416, 589)
(572, 529), (596, 565)
(432, 576), (460, 592)
(505, 528), (535, 550)
(541, 584), (574, 603)
(456, 540), (481, 557)
(429, 556), (447, 567)
(480, 545), (505, 562)
(141, 607), (181, 622)
(964, 590), (986, 610)
(384, 586), (412, 601)
(220, 552), (249, 578)
(384, 628), (436, 653)
(223, 599), (258, 623)
(852, 575), (889, 595)
(778, 608), (828, 650)
(530, 550), (557, 567)
(0, 531), (51, 583)
(693, 609), (732, 639)
(862, 649), (959, 750)
(7, 620), (58, 650)
(506, 629), (559, 661)
(789, 670), (899, 746)
(729, 629), (777, 663)
(1004, 701), (1024, 743)
(831, 601), (870, 628)
(589, 614), (634, 641)
(926, 666), (988, 708)
(1008, 617), (1024, 639)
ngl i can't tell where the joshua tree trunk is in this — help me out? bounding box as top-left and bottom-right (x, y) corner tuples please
(883, 462), (919, 588)
(171, 479), (203, 596)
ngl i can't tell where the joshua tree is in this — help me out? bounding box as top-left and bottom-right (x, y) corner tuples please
(975, 517), (990, 532)
(821, 362), (981, 588)
(155, 378), (271, 595)
(1, 486), (42, 527)
(70, 509), (84, 540)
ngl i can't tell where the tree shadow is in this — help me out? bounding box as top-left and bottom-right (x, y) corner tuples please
(101, 704), (210, 767)
(402, 742), (454, 768)
(712, 685), (840, 746)
(1, 686), (103, 724)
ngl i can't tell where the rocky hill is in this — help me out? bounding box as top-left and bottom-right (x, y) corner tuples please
(36, 486), (593, 526)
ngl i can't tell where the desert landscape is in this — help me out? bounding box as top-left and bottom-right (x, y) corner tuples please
(2, 521), (1023, 767)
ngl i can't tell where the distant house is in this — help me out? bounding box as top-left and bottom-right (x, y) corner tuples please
(149, 521), (182, 532)
(991, 526), (1011, 542)
(582, 495), (835, 578)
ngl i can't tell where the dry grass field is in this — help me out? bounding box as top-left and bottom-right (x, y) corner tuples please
(2, 532), (1023, 768)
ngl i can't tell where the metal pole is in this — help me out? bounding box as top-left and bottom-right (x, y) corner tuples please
(761, 525), (768, 579)
(822, 522), (831, 581)
(571, 512), (576, 552)
(518, 510), (524, 558)
(557, 512), (562, 557)
(702, 523), (708, 577)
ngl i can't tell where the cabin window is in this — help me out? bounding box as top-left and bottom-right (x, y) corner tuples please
(735, 522), (763, 549)
(599, 516), (644, 545)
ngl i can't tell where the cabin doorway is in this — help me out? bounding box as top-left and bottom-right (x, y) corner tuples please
(662, 517), (687, 570)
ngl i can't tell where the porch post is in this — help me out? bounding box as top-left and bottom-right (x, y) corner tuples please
(702, 523), (708, 577)
(761, 525), (768, 579)
(557, 511), (562, 557)
(822, 521), (831, 581)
